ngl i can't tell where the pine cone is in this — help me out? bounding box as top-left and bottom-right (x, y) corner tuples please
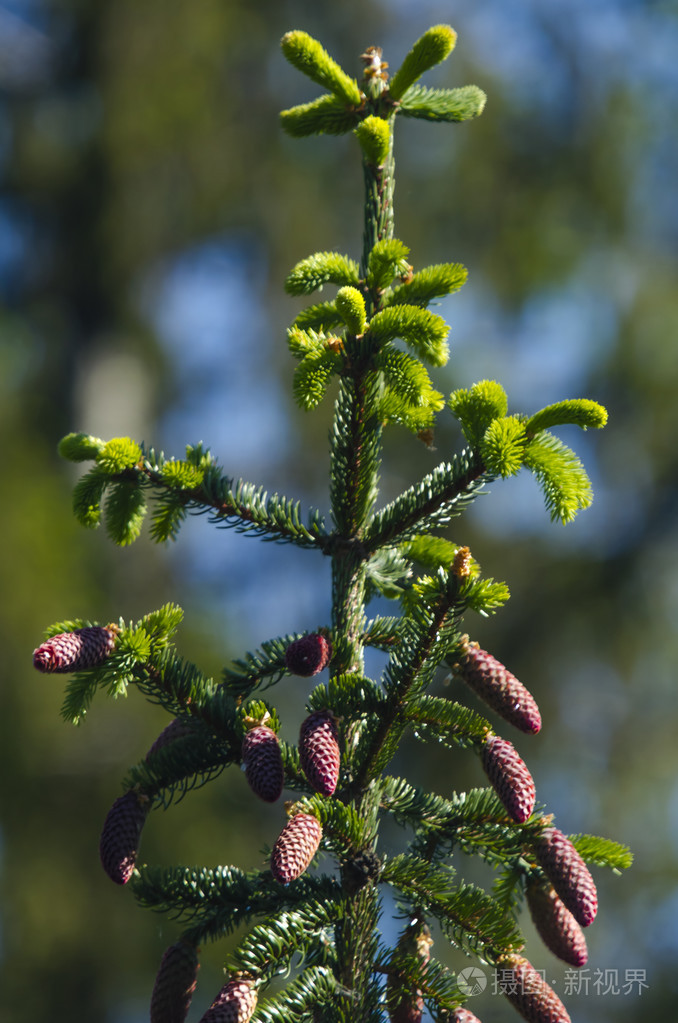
(533, 828), (598, 927)
(99, 790), (148, 885)
(526, 879), (588, 967)
(241, 725), (284, 803)
(453, 640), (541, 734)
(198, 976), (257, 1023)
(496, 955), (571, 1023)
(299, 710), (340, 796)
(33, 626), (116, 673)
(386, 921), (432, 1023)
(146, 717), (200, 759)
(271, 812), (322, 884)
(285, 633), (332, 676)
(452, 1009), (484, 1023)
(481, 734), (536, 823)
(150, 939), (200, 1023)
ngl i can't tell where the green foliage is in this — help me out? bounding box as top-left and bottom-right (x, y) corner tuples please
(406, 695), (490, 749)
(381, 855), (522, 958)
(388, 25), (457, 102)
(293, 349), (340, 410)
(285, 251), (361, 296)
(335, 285), (367, 335)
(72, 469), (107, 528)
(95, 436), (142, 474)
(292, 300), (344, 331)
(366, 239), (411, 293)
(280, 94), (361, 137)
(525, 397), (609, 435)
(569, 834), (634, 872)
(159, 459), (205, 489)
(57, 431), (104, 461)
(365, 450), (487, 548)
(376, 348), (444, 428)
(354, 115), (391, 166)
(366, 304), (450, 366)
(448, 379), (509, 446)
(388, 262), (467, 307)
(523, 431), (594, 523)
(402, 535), (465, 572)
(480, 415), (528, 478)
(103, 479), (147, 545)
(398, 84), (487, 123)
(280, 30), (362, 107)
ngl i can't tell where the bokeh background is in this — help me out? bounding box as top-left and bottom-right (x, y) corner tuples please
(1, 1), (677, 1020)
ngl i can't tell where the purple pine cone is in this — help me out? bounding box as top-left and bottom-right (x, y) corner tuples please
(33, 626), (116, 673)
(241, 725), (284, 803)
(526, 879), (588, 967)
(481, 734), (536, 823)
(284, 633), (332, 676)
(533, 828), (598, 927)
(496, 955), (571, 1023)
(99, 790), (148, 885)
(453, 640), (541, 734)
(146, 718), (200, 759)
(271, 812), (322, 885)
(150, 939), (200, 1023)
(452, 1009), (484, 1023)
(198, 976), (257, 1023)
(299, 710), (340, 796)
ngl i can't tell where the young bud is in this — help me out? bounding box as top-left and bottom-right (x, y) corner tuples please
(299, 710), (340, 796)
(285, 633), (332, 676)
(33, 626), (116, 673)
(198, 975), (257, 1023)
(150, 939), (199, 1023)
(271, 812), (323, 884)
(388, 25), (457, 101)
(533, 828), (598, 927)
(354, 115), (391, 167)
(481, 734), (536, 823)
(453, 640), (541, 734)
(241, 725), (285, 803)
(99, 790), (148, 885)
(336, 285), (368, 335)
(526, 879), (588, 967)
(280, 30), (362, 107)
(496, 955), (571, 1023)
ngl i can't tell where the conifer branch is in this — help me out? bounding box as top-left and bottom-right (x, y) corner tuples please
(38, 25), (624, 1023)
(364, 450), (489, 549)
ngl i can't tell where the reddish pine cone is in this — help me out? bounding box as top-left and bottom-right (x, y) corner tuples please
(481, 734), (536, 823)
(241, 725), (284, 803)
(526, 879), (588, 967)
(497, 955), (571, 1023)
(386, 922), (432, 1023)
(533, 828), (598, 927)
(271, 812), (322, 884)
(284, 633), (332, 676)
(146, 718), (200, 759)
(33, 626), (116, 673)
(299, 710), (340, 796)
(452, 1009), (484, 1023)
(99, 790), (148, 885)
(198, 976), (257, 1023)
(150, 939), (200, 1023)
(454, 641), (541, 734)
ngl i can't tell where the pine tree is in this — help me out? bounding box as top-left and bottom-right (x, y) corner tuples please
(33, 25), (631, 1022)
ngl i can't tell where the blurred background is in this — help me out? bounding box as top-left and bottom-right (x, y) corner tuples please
(1, 0), (676, 1020)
